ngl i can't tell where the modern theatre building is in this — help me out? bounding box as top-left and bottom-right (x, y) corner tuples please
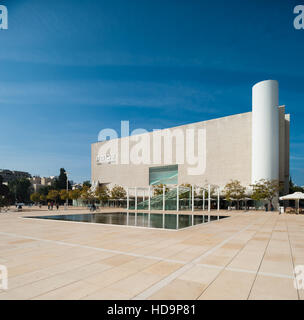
(91, 80), (290, 194)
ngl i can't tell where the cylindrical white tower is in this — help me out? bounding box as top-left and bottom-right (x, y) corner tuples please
(252, 80), (279, 184)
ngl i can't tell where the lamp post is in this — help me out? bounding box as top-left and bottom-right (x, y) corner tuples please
(64, 171), (69, 210)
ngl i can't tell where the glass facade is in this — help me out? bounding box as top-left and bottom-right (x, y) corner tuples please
(149, 165), (178, 185)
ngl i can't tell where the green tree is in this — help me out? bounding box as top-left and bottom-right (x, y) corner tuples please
(59, 189), (69, 201)
(40, 194), (47, 204)
(251, 179), (280, 209)
(179, 183), (193, 199)
(47, 190), (59, 202)
(39, 185), (53, 196)
(153, 184), (169, 196)
(81, 186), (96, 204)
(110, 185), (126, 199)
(53, 168), (71, 190)
(0, 176), (10, 208)
(8, 178), (32, 203)
(289, 177), (304, 193)
(224, 180), (246, 210)
(83, 180), (92, 188)
(30, 192), (41, 204)
(69, 189), (81, 202)
(95, 185), (110, 202)
(199, 184), (217, 199)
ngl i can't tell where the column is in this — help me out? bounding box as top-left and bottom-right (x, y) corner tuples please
(163, 185), (165, 211)
(208, 184), (211, 212)
(135, 187), (137, 211)
(177, 185), (179, 212)
(148, 186), (151, 211)
(127, 187), (129, 210)
(192, 185), (194, 212)
(217, 188), (220, 211)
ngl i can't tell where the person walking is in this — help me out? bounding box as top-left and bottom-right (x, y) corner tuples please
(56, 203), (59, 210)
(47, 202), (50, 210)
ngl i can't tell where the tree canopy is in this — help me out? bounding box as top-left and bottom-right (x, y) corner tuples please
(251, 179), (280, 205)
(110, 185), (126, 199)
(53, 168), (71, 190)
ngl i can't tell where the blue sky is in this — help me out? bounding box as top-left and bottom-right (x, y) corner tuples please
(0, 0), (303, 184)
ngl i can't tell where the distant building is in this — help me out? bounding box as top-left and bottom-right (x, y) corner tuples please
(29, 176), (56, 192)
(0, 169), (31, 183)
(72, 183), (83, 190)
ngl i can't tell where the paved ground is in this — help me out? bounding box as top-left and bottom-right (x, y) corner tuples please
(0, 208), (303, 300)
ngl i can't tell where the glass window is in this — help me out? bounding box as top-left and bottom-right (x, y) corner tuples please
(149, 165), (178, 185)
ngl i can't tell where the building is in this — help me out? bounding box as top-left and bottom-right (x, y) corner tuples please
(0, 169), (31, 183)
(29, 176), (56, 192)
(91, 80), (290, 196)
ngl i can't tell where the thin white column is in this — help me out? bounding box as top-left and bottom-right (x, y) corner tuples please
(148, 212), (150, 227)
(163, 185), (165, 211)
(148, 186), (151, 211)
(143, 190), (145, 203)
(177, 185), (179, 212)
(192, 214), (194, 226)
(127, 187), (129, 210)
(135, 187), (137, 211)
(217, 188), (220, 211)
(176, 214), (179, 230)
(162, 213), (165, 228)
(208, 185), (211, 212)
(191, 185), (194, 212)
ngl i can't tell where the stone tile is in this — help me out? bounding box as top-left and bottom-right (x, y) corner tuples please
(249, 275), (299, 300)
(148, 279), (205, 300)
(198, 270), (256, 300)
(32, 280), (100, 300)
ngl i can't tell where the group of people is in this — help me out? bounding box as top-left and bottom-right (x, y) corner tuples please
(47, 201), (59, 210)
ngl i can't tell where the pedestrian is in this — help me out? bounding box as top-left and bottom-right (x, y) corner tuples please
(56, 203), (59, 210)
(47, 202), (50, 210)
(51, 201), (54, 210)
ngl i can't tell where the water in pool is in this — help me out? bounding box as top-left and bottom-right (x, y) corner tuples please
(25, 212), (228, 230)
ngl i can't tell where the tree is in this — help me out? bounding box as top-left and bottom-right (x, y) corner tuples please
(40, 194), (47, 204)
(110, 185), (126, 199)
(179, 183), (193, 200)
(39, 185), (53, 196)
(224, 180), (246, 210)
(95, 185), (110, 202)
(8, 178), (32, 203)
(53, 168), (71, 190)
(30, 192), (41, 204)
(83, 180), (92, 188)
(69, 189), (81, 201)
(0, 176), (10, 208)
(47, 190), (59, 202)
(289, 177), (304, 193)
(59, 189), (69, 202)
(153, 184), (169, 196)
(81, 186), (96, 204)
(199, 184), (217, 199)
(251, 179), (280, 209)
